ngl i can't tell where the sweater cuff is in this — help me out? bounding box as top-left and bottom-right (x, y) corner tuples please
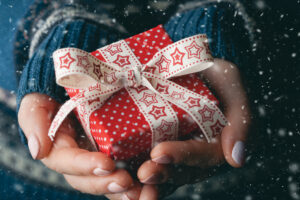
(17, 19), (125, 144)
(163, 2), (252, 66)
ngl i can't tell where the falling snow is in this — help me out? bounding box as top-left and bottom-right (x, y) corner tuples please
(0, 0), (298, 199)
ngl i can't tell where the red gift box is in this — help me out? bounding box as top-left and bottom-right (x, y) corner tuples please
(49, 25), (227, 162)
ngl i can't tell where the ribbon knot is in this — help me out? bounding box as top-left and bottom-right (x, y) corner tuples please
(49, 33), (227, 150)
(115, 67), (142, 88)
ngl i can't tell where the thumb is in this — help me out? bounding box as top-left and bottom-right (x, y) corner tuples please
(221, 105), (250, 168)
(18, 93), (59, 159)
(200, 59), (251, 168)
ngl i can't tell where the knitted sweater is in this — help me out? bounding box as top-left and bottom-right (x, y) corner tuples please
(15, 0), (252, 146)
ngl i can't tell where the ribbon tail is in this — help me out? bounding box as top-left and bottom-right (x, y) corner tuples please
(142, 73), (227, 142)
(48, 86), (121, 141)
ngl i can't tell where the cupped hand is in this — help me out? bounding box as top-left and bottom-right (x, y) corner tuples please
(18, 57), (250, 200)
(18, 93), (134, 197)
(116, 58), (251, 200)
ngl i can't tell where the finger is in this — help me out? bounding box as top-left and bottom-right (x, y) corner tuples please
(41, 132), (115, 176)
(105, 182), (142, 200)
(137, 160), (169, 185)
(150, 136), (224, 167)
(221, 106), (250, 167)
(215, 62), (250, 167)
(18, 93), (61, 159)
(123, 181), (142, 200)
(138, 160), (219, 186)
(165, 165), (217, 186)
(139, 185), (159, 200)
(64, 169), (134, 195)
(200, 59), (251, 167)
(104, 193), (122, 200)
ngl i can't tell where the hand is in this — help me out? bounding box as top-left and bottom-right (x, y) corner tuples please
(18, 93), (135, 197)
(110, 136), (224, 200)
(113, 59), (251, 199)
(18, 57), (250, 200)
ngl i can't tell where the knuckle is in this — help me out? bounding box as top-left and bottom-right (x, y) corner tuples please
(89, 153), (113, 168)
(117, 169), (132, 185)
(87, 154), (99, 163)
(117, 169), (129, 178)
(153, 142), (173, 154)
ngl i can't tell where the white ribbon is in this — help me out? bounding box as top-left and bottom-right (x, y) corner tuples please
(48, 34), (227, 150)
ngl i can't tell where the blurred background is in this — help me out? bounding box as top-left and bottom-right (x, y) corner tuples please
(0, 0), (299, 199)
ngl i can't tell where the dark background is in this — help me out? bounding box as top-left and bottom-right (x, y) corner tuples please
(0, 0), (299, 199)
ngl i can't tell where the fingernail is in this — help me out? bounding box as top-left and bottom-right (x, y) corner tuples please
(232, 141), (245, 166)
(141, 173), (163, 184)
(93, 168), (111, 176)
(108, 182), (126, 193)
(28, 135), (40, 159)
(122, 194), (131, 200)
(152, 155), (172, 164)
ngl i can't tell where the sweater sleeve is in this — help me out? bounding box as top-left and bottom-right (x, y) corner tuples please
(163, 2), (252, 67)
(16, 19), (125, 144)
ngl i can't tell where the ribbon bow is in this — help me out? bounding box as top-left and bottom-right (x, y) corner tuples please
(48, 33), (227, 149)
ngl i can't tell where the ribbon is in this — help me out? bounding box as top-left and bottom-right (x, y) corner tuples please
(48, 33), (227, 150)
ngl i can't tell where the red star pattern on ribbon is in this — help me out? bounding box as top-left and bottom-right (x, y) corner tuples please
(72, 92), (85, 101)
(144, 65), (156, 74)
(139, 92), (158, 106)
(149, 105), (167, 120)
(127, 70), (135, 82)
(210, 120), (224, 137)
(104, 43), (123, 56)
(198, 105), (215, 122)
(156, 83), (169, 95)
(113, 55), (131, 68)
(88, 97), (101, 105)
(156, 134), (173, 143)
(184, 41), (204, 59)
(170, 47), (185, 65)
(59, 52), (75, 69)
(132, 86), (148, 94)
(146, 78), (153, 84)
(203, 42), (211, 54)
(157, 120), (173, 134)
(170, 91), (185, 100)
(104, 72), (117, 84)
(88, 83), (101, 92)
(184, 96), (201, 108)
(79, 104), (87, 115)
(76, 55), (90, 69)
(93, 63), (102, 79)
(155, 55), (171, 73)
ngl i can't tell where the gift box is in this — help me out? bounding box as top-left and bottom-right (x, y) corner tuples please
(49, 25), (227, 162)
